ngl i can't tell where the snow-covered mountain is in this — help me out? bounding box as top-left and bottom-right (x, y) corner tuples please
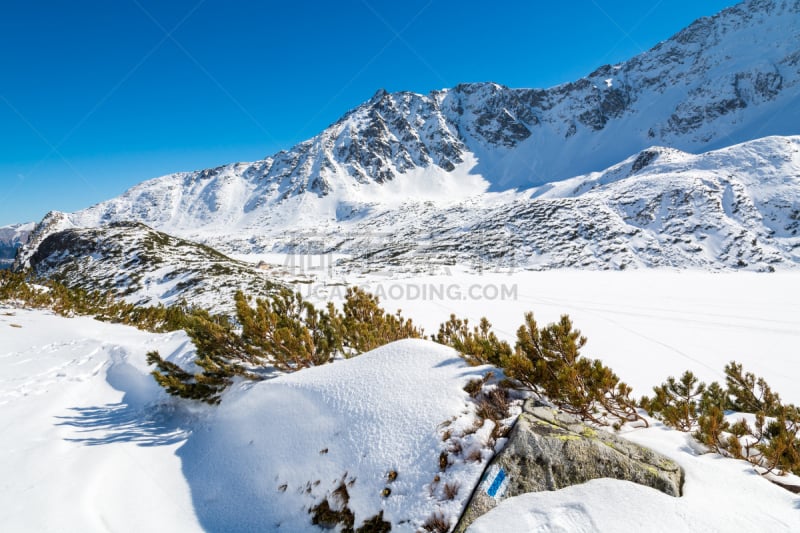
(0, 222), (34, 268)
(13, 0), (800, 276)
(25, 136), (800, 277)
(62, 0), (799, 227)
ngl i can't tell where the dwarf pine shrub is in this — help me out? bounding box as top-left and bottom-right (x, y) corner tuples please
(339, 286), (422, 354)
(437, 311), (645, 428)
(434, 315), (511, 366)
(145, 286), (424, 402)
(644, 361), (800, 480)
(641, 371), (707, 431)
(236, 289), (339, 371)
(504, 313), (644, 427)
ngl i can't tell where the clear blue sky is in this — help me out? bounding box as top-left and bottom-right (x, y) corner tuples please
(0, 0), (737, 226)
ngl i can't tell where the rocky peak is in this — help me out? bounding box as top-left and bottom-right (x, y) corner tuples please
(13, 211), (74, 270)
(22, 0), (799, 274)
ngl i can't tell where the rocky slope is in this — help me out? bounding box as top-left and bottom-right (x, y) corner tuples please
(320, 136), (800, 273)
(24, 221), (285, 312)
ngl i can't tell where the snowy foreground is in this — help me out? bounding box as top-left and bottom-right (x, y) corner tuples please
(0, 310), (199, 531)
(0, 309), (489, 531)
(2, 271), (800, 532)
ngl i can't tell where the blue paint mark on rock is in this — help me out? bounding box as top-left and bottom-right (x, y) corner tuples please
(480, 465), (509, 500)
(486, 467), (506, 498)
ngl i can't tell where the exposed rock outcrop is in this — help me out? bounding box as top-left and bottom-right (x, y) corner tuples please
(454, 400), (684, 532)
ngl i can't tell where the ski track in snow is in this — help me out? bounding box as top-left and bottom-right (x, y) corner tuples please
(338, 270), (800, 405)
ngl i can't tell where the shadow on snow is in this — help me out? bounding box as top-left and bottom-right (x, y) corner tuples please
(55, 401), (188, 446)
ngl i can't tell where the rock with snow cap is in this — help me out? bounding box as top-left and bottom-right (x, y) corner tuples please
(454, 399), (684, 532)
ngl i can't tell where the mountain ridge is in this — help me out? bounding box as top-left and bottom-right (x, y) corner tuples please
(11, 0), (800, 277)
(17, 136), (800, 289)
(73, 0), (799, 225)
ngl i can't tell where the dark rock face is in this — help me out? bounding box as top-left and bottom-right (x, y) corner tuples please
(28, 222), (148, 273)
(13, 211), (70, 271)
(630, 149), (660, 175)
(454, 400), (684, 532)
(29, 231), (92, 270)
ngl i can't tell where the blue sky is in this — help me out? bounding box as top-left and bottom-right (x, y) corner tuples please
(0, 0), (737, 226)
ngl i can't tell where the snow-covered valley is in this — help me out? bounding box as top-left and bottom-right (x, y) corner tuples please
(3, 0), (800, 530)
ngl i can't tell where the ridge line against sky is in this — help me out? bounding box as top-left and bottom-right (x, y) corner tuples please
(0, 0), (736, 226)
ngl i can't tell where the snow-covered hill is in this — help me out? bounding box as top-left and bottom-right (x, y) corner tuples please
(20, 221), (284, 312)
(184, 339), (495, 532)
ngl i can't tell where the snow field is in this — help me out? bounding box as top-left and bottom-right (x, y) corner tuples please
(335, 270), (800, 405)
(0, 308), (201, 532)
(2, 268), (799, 531)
